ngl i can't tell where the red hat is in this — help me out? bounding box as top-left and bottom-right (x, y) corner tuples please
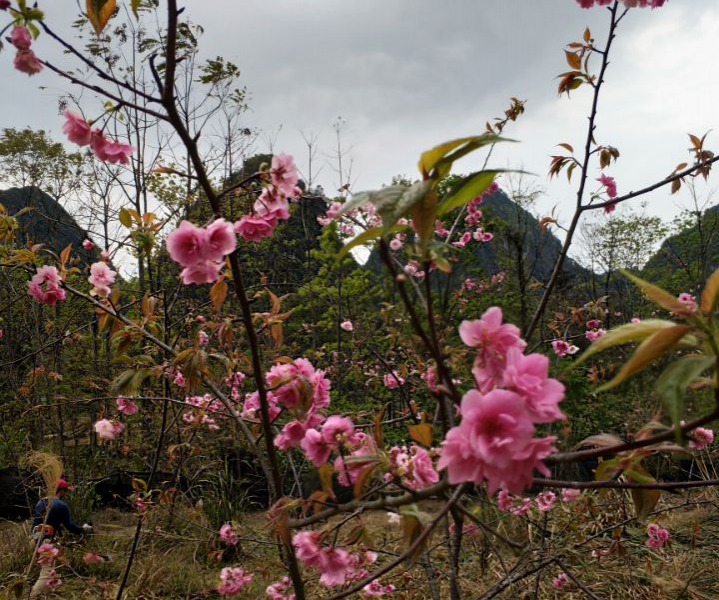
(56, 478), (74, 491)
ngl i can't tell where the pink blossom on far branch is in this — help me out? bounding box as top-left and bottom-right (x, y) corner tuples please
(88, 261), (116, 298)
(11, 26), (33, 50)
(115, 397), (138, 416)
(551, 339), (579, 357)
(217, 566), (253, 596)
(62, 111), (93, 146)
(27, 266), (66, 306)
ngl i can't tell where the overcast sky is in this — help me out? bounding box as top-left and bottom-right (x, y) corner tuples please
(1, 0), (718, 238)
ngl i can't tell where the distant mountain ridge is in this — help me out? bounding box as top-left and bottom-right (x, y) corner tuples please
(0, 187), (95, 261)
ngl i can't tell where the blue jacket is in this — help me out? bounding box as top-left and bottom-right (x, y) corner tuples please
(32, 497), (84, 535)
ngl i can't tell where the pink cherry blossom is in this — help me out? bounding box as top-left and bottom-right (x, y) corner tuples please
(300, 428), (332, 466)
(317, 546), (353, 586)
(497, 489), (514, 511)
(585, 328), (606, 342)
(94, 418), (122, 440)
(586, 319), (602, 329)
(0, 1), (12, 10)
(82, 239), (95, 251)
(502, 348), (565, 423)
(689, 427), (714, 450)
(459, 307), (526, 390)
(14, 48), (43, 75)
(83, 552), (104, 564)
(180, 260), (223, 285)
(91, 133), (134, 165)
(437, 389), (555, 494)
(235, 214), (277, 242)
(255, 187), (290, 220)
(11, 26), (33, 50)
(383, 371), (404, 389)
(270, 154), (299, 197)
(677, 292), (698, 313)
(198, 331), (209, 346)
(88, 261), (116, 298)
(597, 174), (617, 198)
(37, 543), (59, 565)
(167, 221), (208, 266)
(561, 488), (581, 502)
(266, 577), (295, 600)
(63, 111), (94, 146)
(389, 238), (403, 251)
(340, 320), (354, 332)
(552, 572), (568, 589)
(217, 566), (253, 596)
(645, 523), (670, 548)
(551, 339), (579, 357)
(27, 266), (66, 306)
(116, 397), (138, 416)
(219, 523), (239, 545)
(363, 580), (396, 597)
(205, 218), (237, 262)
(535, 491), (556, 512)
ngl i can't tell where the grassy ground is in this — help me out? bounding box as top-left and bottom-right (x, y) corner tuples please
(1, 490), (719, 600)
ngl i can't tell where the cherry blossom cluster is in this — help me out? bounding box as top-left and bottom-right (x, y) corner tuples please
(498, 486), (581, 517)
(62, 111), (134, 166)
(94, 418), (125, 440)
(235, 154), (300, 242)
(585, 319), (606, 342)
(219, 522), (239, 545)
(166, 155), (299, 284)
(677, 292), (698, 313)
(460, 272), (505, 297)
(551, 339), (579, 358)
(27, 265), (66, 306)
(88, 260), (116, 299)
(166, 218), (236, 285)
(217, 566), (253, 596)
(645, 523), (670, 548)
(254, 358), (332, 451)
(552, 572), (568, 590)
(182, 394), (226, 430)
(575, 0), (666, 7)
(292, 532), (380, 588)
(596, 174), (618, 213)
(116, 397), (139, 416)
(687, 425), (714, 450)
(437, 307), (565, 494)
(385, 445), (439, 490)
(36, 542), (63, 588)
(8, 25), (43, 75)
(266, 577), (296, 600)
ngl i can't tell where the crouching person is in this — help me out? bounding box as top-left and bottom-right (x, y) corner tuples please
(30, 479), (92, 598)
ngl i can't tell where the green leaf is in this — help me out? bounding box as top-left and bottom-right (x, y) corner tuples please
(337, 227), (384, 262)
(596, 325), (690, 392)
(438, 170), (502, 216)
(131, 0), (141, 18)
(418, 134), (507, 180)
(86, 0), (116, 35)
(655, 355), (714, 441)
(399, 504), (432, 564)
(119, 207), (132, 228)
(373, 181), (432, 230)
(572, 319), (679, 368)
(620, 269), (693, 316)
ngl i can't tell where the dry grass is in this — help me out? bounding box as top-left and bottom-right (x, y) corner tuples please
(2, 490), (719, 599)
